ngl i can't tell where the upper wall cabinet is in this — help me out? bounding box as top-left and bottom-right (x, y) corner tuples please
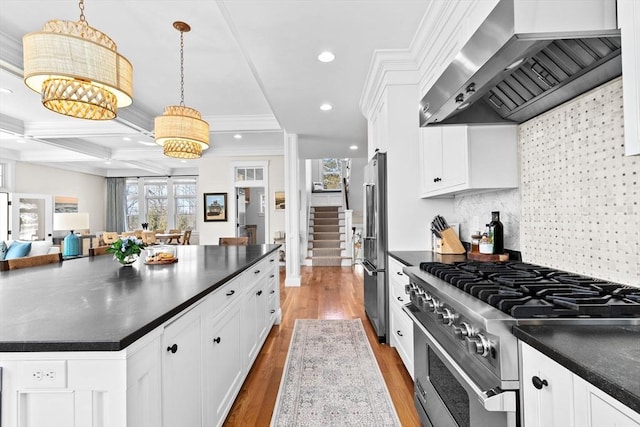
(419, 124), (518, 198)
(619, 0), (640, 156)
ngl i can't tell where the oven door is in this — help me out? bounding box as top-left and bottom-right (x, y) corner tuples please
(412, 320), (518, 427)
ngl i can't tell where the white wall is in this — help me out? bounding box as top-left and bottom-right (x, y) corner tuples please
(198, 155), (285, 245)
(14, 162), (106, 235)
(348, 156), (367, 225)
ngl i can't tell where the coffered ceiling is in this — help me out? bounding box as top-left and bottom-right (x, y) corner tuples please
(0, 0), (429, 177)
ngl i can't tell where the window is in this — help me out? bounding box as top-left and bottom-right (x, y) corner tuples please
(322, 158), (341, 190)
(125, 180), (140, 230)
(125, 177), (197, 231)
(174, 179), (197, 230)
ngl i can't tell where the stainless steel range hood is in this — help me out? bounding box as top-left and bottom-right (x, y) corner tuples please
(419, 0), (621, 126)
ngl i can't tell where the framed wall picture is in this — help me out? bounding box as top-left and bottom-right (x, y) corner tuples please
(274, 191), (285, 211)
(204, 193), (227, 222)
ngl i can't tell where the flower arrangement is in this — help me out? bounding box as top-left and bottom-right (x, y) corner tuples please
(107, 236), (145, 265)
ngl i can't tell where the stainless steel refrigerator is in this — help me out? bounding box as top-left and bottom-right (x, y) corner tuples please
(362, 151), (388, 343)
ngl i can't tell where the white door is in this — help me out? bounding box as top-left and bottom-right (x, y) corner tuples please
(236, 188), (246, 238)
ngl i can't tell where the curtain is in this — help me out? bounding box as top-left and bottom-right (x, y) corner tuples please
(106, 177), (126, 232)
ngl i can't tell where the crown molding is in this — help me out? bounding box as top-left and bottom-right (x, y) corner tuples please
(208, 144), (284, 157)
(0, 113), (25, 135)
(359, 49), (418, 120)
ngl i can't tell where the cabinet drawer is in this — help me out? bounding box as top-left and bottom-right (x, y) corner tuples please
(390, 275), (410, 307)
(204, 275), (242, 314)
(388, 258), (410, 283)
(390, 304), (414, 379)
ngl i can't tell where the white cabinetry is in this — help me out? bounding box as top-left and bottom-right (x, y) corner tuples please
(419, 124), (518, 198)
(203, 296), (243, 427)
(619, 0), (640, 156)
(0, 254), (280, 427)
(520, 341), (574, 427)
(388, 257), (413, 379)
(520, 342), (640, 427)
(162, 304), (203, 427)
(574, 375), (640, 427)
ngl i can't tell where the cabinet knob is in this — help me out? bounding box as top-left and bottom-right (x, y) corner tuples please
(270, 259), (275, 263)
(397, 330), (403, 337)
(257, 290), (263, 296)
(270, 274), (275, 279)
(270, 309), (276, 314)
(270, 289), (275, 294)
(397, 296), (404, 302)
(213, 337), (221, 344)
(226, 290), (235, 296)
(433, 177), (442, 183)
(532, 376), (548, 390)
(254, 270), (261, 274)
(396, 271), (403, 276)
(167, 344), (178, 354)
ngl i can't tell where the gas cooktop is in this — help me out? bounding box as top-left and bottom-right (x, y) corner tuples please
(419, 261), (640, 319)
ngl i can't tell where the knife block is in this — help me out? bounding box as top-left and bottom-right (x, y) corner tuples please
(434, 228), (466, 255)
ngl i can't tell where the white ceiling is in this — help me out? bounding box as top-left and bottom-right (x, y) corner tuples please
(0, 0), (429, 177)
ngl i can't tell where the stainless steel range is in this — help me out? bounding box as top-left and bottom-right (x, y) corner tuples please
(402, 261), (640, 427)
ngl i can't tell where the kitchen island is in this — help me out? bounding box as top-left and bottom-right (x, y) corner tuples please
(0, 244), (281, 427)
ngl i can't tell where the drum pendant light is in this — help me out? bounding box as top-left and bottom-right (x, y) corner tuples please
(154, 21), (210, 159)
(22, 0), (133, 120)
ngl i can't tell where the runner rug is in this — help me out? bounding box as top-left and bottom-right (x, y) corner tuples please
(271, 319), (401, 427)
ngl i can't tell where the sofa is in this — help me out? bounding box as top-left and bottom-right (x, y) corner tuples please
(0, 240), (62, 271)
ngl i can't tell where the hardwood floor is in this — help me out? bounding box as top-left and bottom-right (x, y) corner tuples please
(224, 265), (420, 426)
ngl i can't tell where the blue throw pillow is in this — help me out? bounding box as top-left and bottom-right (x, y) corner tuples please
(4, 241), (32, 260)
(0, 241), (7, 260)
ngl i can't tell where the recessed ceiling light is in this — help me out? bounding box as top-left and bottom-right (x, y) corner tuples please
(318, 51), (335, 63)
(234, 134), (242, 139)
(320, 103), (333, 111)
(349, 145), (358, 150)
(0, 87), (13, 94)
(138, 140), (156, 146)
(16, 138), (26, 144)
(180, 160), (187, 163)
(104, 160), (112, 165)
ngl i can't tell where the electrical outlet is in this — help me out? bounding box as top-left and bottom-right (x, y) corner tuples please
(20, 361), (66, 388)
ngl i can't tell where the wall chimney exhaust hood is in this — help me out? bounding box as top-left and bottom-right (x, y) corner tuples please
(419, 0), (621, 126)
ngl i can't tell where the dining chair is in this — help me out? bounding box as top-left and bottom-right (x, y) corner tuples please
(102, 232), (119, 245)
(166, 229), (182, 244)
(181, 230), (192, 245)
(142, 231), (157, 245)
(134, 230), (143, 239)
(219, 237), (249, 246)
(121, 231), (137, 238)
(89, 246), (111, 256)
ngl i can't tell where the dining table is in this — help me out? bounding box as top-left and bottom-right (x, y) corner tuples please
(155, 232), (183, 244)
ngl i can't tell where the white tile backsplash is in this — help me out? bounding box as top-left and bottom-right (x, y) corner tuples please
(453, 77), (639, 286)
(454, 189), (521, 250)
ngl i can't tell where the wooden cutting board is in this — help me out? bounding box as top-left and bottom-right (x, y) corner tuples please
(467, 251), (509, 262)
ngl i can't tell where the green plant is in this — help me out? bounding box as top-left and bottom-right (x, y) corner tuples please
(107, 236), (145, 264)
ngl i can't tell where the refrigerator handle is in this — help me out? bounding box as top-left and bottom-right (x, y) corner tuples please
(362, 260), (377, 276)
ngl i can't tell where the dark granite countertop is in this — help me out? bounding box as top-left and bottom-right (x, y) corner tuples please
(0, 245), (279, 352)
(514, 324), (640, 414)
(389, 250), (466, 266)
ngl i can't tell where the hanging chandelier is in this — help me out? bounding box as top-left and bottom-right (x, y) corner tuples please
(154, 21), (210, 159)
(22, 0), (133, 120)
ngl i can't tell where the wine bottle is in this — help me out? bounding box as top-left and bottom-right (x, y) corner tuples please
(489, 211), (504, 254)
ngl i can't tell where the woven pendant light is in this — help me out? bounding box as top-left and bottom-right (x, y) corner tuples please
(22, 0), (132, 120)
(154, 21), (210, 159)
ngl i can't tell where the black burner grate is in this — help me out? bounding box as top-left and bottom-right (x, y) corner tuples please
(418, 261), (640, 318)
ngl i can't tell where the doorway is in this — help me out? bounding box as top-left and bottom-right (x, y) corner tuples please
(236, 187), (265, 244)
(232, 161), (270, 245)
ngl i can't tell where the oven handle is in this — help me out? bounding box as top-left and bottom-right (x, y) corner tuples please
(405, 306), (517, 413)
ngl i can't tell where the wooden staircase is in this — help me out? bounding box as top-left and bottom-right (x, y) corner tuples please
(306, 206), (351, 267)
